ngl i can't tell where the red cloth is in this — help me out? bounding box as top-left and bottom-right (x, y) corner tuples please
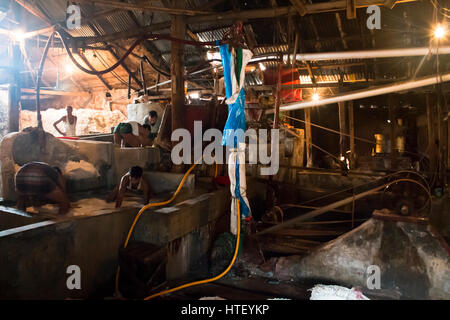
(214, 176), (230, 186)
(263, 67), (302, 103)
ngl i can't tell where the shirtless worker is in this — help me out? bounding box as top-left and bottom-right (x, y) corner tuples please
(106, 166), (152, 208)
(113, 121), (153, 147)
(53, 106), (77, 136)
(15, 161), (70, 215)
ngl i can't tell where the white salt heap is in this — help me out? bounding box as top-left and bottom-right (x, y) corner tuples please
(64, 160), (100, 180)
(20, 108), (127, 137)
(28, 197), (143, 217)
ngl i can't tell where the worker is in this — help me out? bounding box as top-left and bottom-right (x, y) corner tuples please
(106, 166), (152, 208)
(113, 121), (153, 147)
(53, 106), (77, 137)
(15, 161), (70, 215)
(143, 110), (159, 139)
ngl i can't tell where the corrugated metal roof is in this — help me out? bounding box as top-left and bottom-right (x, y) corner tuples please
(16, 0), (431, 91)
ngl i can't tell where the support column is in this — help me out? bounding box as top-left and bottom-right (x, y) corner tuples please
(305, 108), (313, 167)
(170, 13), (186, 142)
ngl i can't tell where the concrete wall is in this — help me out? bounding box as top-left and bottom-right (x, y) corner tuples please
(134, 187), (231, 279)
(0, 206), (44, 232)
(113, 147), (160, 183)
(0, 187), (230, 299)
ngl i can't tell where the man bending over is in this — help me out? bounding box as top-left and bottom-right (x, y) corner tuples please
(113, 121), (153, 147)
(15, 161), (70, 215)
(107, 166), (152, 208)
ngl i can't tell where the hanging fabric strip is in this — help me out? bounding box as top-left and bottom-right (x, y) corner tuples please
(218, 42), (253, 231)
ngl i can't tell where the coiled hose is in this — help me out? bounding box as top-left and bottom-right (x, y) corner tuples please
(115, 162), (241, 300)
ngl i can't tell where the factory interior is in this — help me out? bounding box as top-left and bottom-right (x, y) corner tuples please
(0, 0), (449, 301)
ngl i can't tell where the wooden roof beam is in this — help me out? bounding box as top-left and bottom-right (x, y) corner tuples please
(73, 0), (418, 44)
(76, 0), (211, 16)
(289, 0), (308, 16)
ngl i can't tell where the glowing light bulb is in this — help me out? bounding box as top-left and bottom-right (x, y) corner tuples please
(65, 64), (74, 74)
(11, 29), (25, 42)
(189, 92), (199, 99)
(312, 93), (320, 101)
(434, 24), (446, 39)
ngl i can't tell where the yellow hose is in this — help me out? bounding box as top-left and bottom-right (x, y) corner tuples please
(144, 199), (240, 300)
(115, 163), (241, 300)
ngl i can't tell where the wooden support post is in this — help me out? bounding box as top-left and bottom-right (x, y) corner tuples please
(426, 92), (437, 174)
(273, 56), (283, 129)
(338, 101), (348, 158)
(346, 0), (356, 19)
(348, 100), (356, 169)
(388, 95), (397, 170)
(305, 108), (313, 167)
(170, 7), (186, 144)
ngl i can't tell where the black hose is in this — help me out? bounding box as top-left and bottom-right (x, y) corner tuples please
(143, 55), (171, 78)
(56, 29), (147, 76)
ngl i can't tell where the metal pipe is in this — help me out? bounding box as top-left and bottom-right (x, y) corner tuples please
(266, 72), (450, 113)
(291, 46), (450, 61)
(250, 46), (450, 63)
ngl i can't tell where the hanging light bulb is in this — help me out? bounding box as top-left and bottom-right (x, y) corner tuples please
(434, 24), (446, 39)
(312, 93), (320, 101)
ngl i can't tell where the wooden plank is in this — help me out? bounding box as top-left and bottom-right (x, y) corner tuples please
(21, 88), (90, 97)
